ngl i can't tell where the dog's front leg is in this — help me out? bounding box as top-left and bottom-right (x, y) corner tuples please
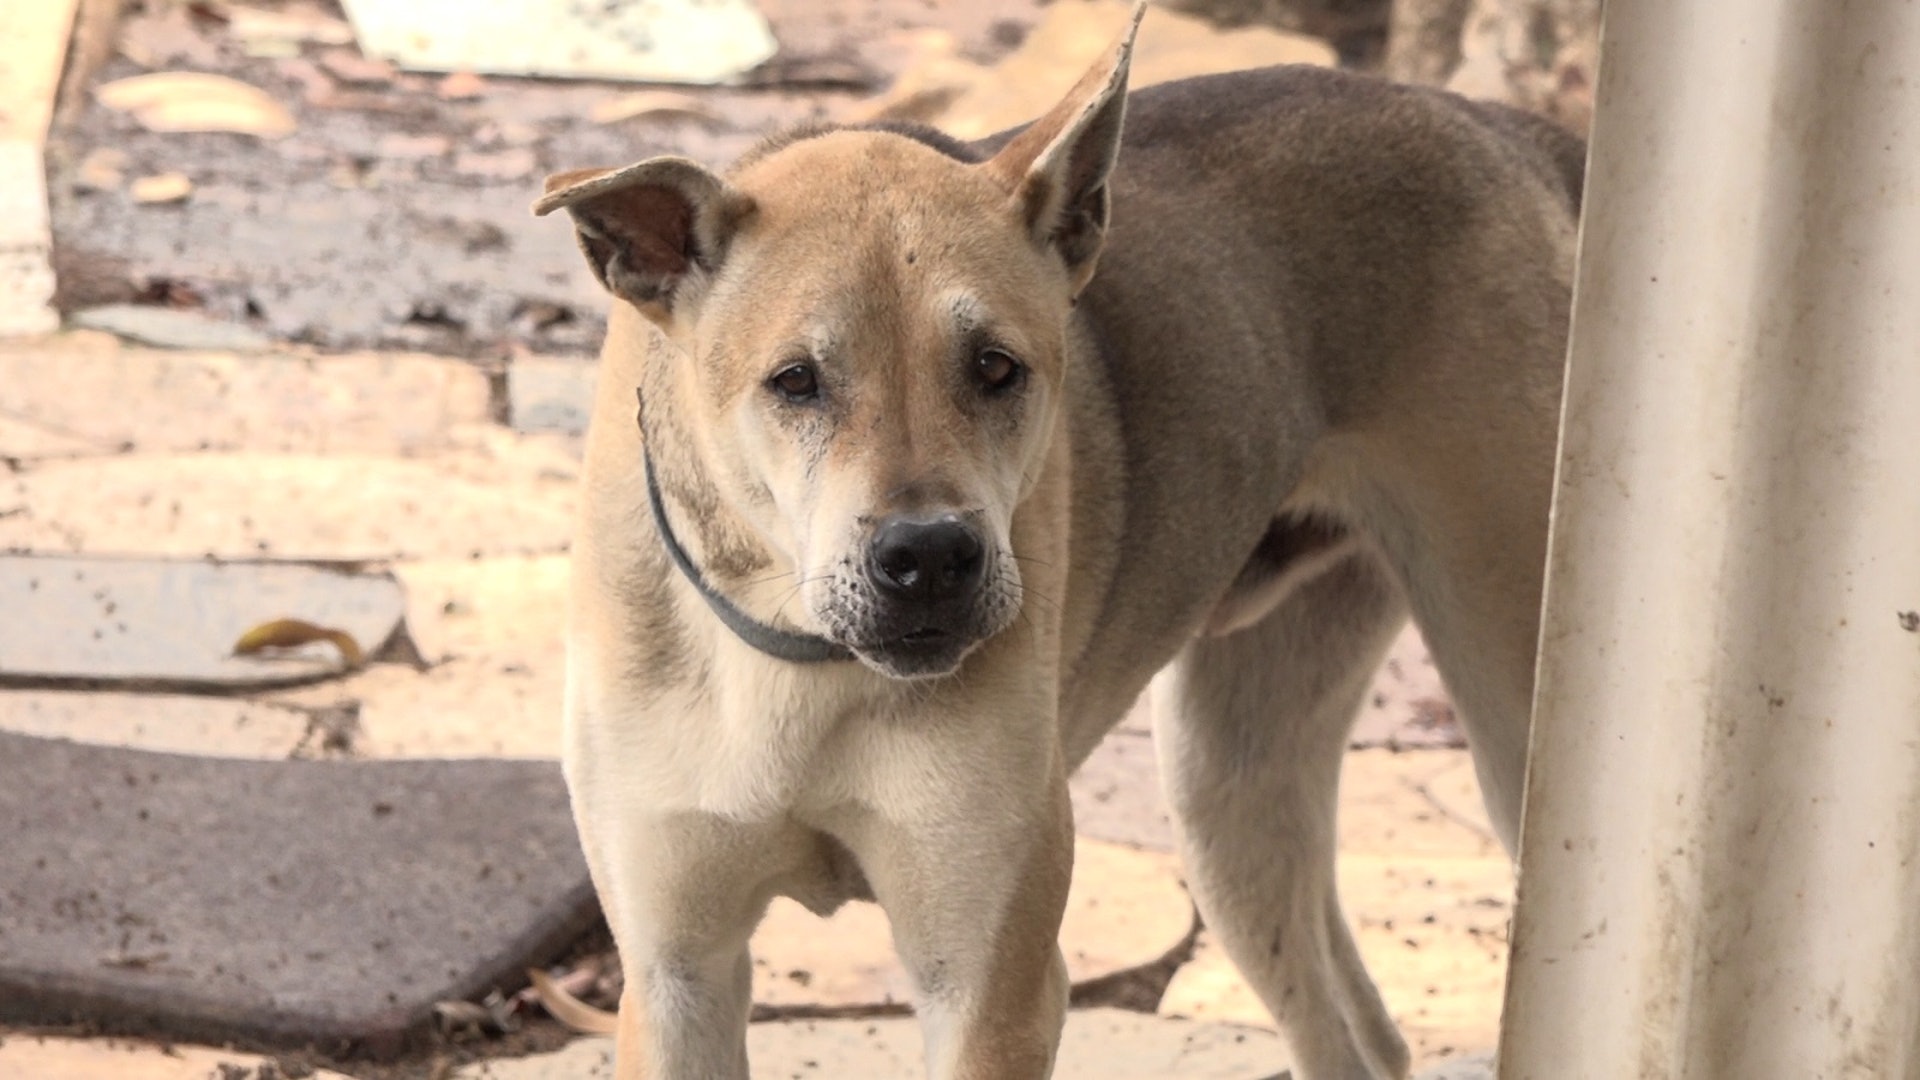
(841, 749), (1075, 1080)
(589, 814), (788, 1080)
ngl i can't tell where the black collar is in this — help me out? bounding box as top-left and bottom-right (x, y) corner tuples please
(643, 450), (855, 665)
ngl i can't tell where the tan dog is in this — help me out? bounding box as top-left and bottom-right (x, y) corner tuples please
(536, 6), (1581, 1077)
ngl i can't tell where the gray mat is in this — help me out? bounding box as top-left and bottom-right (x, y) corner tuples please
(0, 732), (597, 1057)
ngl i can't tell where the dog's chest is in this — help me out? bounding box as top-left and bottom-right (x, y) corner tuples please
(573, 650), (927, 822)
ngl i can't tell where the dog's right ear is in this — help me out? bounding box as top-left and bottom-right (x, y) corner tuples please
(533, 157), (753, 326)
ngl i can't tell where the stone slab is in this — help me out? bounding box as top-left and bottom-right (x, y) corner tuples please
(0, 0), (80, 144)
(0, 0), (77, 337)
(0, 335), (494, 458)
(455, 1008), (1290, 1079)
(751, 839), (1194, 1011)
(0, 449), (577, 559)
(0, 555), (406, 691)
(340, 0), (776, 84)
(507, 355), (596, 436)
(0, 1033), (356, 1080)
(265, 555), (570, 759)
(1349, 624), (1463, 749)
(0, 731), (597, 1056)
(1160, 749), (1513, 1071)
(72, 304), (273, 351)
(1069, 729), (1176, 852)
(0, 690), (318, 758)
(1337, 748), (1502, 858)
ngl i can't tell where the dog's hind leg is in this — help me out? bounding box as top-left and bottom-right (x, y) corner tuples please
(1153, 551), (1411, 1080)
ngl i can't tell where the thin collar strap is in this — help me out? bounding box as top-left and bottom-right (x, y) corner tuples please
(642, 450), (855, 665)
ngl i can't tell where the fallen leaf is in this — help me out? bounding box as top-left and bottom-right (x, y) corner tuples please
(97, 72), (298, 139)
(588, 89), (719, 126)
(228, 3), (357, 55)
(527, 968), (618, 1034)
(130, 173), (194, 204)
(318, 47), (396, 85)
(436, 70), (486, 100)
(232, 618), (364, 667)
(431, 1000), (494, 1040)
(76, 148), (130, 191)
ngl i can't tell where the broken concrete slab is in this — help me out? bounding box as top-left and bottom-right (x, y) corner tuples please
(1070, 729), (1176, 852)
(72, 303), (273, 351)
(0, 690), (319, 758)
(0, 0), (78, 338)
(0, 731), (596, 1057)
(0, 335), (494, 458)
(0, 555), (405, 691)
(340, 0), (777, 85)
(1350, 623), (1462, 749)
(1160, 748), (1513, 1071)
(0, 448), (577, 559)
(0, 1033), (357, 1080)
(1338, 747), (1503, 857)
(857, 0), (1335, 140)
(455, 1008), (1290, 1079)
(0, 143), (61, 340)
(750, 839), (1193, 1011)
(507, 354), (596, 436)
(261, 555), (569, 760)
(1418, 1051), (1497, 1080)
(270, 654), (566, 760)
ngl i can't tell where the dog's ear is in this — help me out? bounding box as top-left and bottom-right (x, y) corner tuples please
(533, 157), (753, 325)
(984, 3), (1142, 296)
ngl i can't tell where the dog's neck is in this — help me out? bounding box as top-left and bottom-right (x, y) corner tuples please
(639, 442), (854, 664)
(628, 340), (858, 664)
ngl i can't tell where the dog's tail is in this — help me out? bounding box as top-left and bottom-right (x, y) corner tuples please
(528, 968), (621, 1034)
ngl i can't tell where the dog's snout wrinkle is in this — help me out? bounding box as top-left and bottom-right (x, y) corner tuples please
(868, 514), (986, 605)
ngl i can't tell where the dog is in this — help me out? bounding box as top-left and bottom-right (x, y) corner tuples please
(535, 6), (1581, 1077)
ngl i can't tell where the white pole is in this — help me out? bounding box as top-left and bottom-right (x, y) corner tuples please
(1500, 1), (1920, 1077)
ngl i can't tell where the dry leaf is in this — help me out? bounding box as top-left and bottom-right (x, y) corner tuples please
(527, 968), (618, 1034)
(130, 172), (193, 203)
(588, 89), (718, 126)
(228, 4), (357, 54)
(232, 618), (364, 667)
(97, 72), (298, 139)
(436, 70), (486, 100)
(77, 148), (130, 191)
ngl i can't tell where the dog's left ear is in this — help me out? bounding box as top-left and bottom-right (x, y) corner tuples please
(984, 3), (1142, 296)
(533, 157), (753, 327)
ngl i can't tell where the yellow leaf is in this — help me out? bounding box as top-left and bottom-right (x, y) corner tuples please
(232, 618), (364, 667)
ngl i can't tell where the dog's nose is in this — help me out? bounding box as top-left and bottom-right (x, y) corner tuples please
(868, 515), (985, 604)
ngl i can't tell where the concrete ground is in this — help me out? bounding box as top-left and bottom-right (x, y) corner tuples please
(0, 330), (1510, 1076)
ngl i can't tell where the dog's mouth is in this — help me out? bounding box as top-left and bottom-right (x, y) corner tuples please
(849, 624), (976, 680)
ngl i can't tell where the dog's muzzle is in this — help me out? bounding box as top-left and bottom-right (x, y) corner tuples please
(857, 513), (993, 676)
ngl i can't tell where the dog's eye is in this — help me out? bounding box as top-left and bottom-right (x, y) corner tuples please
(976, 348), (1024, 394)
(769, 363), (820, 402)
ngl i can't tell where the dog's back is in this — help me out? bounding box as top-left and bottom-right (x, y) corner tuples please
(997, 66), (1584, 774)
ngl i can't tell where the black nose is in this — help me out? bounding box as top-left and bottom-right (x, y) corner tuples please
(868, 516), (986, 604)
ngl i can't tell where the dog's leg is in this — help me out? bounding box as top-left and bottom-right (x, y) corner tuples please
(843, 754), (1075, 1080)
(586, 815), (790, 1080)
(1153, 553), (1411, 1080)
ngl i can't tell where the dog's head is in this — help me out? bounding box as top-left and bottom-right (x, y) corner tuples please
(538, 11), (1140, 679)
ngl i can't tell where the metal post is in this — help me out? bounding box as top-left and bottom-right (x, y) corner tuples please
(1500, 1), (1920, 1077)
